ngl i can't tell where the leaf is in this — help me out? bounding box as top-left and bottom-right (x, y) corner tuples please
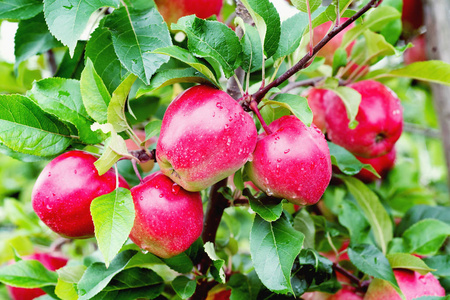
(341, 177), (393, 254)
(57, 265), (87, 283)
(395, 205), (450, 236)
(293, 209), (315, 249)
(85, 26), (129, 94)
(274, 13), (308, 60)
(55, 279), (78, 300)
(348, 244), (403, 298)
(14, 13), (62, 72)
(229, 273), (251, 300)
(386, 253), (435, 275)
(266, 94), (313, 126)
(0, 0), (42, 20)
(250, 214), (304, 295)
(107, 73), (137, 133)
(326, 86), (361, 129)
(77, 250), (137, 300)
(161, 253), (194, 274)
(55, 41), (86, 79)
(233, 169), (245, 192)
(243, 188), (283, 222)
(172, 16), (242, 78)
(401, 219), (450, 255)
(328, 142), (379, 176)
(80, 58), (111, 124)
(152, 46), (220, 87)
(27, 77), (102, 144)
(0, 260), (57, 288)
(363, 30), (397, 62)
(91, 188), (135, 268)
(171, 276), (196, 299)
(237, 21), (263, 72)
(423, 255), (450, 277)
(204, 242), (226, 284)
(338, 200), (372, 246)
(43, 0), (120, 56)
(144, 119), (162, 140)
(291, 0), (322, 14)
(104, 5), (172, 84)
(0, 94), (72, 157)
(102, 267), (163, 291)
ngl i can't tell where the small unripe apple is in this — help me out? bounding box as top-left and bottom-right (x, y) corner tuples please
(156, 85), (257, 192)
(325, 80), (403, 158)
(402, 0), (424, 35)
(364, 269), (445, 300)
(404, 34), (427, 65)
(355, 148), (396, 183)
(155, 0), (223, 25)
(129, 171), (203, 258)
(302, 88), (328, 132)
(125, 130), (157, 173)
(245, 115), (332, 206)
(6, 252), (68, 300)
(32, 151), (129, 238)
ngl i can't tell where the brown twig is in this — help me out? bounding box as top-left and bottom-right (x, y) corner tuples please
(333, 262), (370, 291)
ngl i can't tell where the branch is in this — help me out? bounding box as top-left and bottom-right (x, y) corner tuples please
(333, 262), (370, 292)
(403, 122), (441, 139)
(249, 0), (381, 104)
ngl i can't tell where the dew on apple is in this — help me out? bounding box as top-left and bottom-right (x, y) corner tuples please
(284, 149), (290, 154)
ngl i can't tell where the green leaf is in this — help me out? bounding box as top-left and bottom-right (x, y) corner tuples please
(57, 265), (87, 283)
(161, 253), (194, 274)
(77, 250), (137, 300)
(43, 0), (120, 56)
(27, 77), (102, 144)
(401, 219), (450, 256)
(326, 86), (361, 129)
(85, 26), (128, 94)
(172, 16), (242, 78)
(274, 13), (308, 60)
(171, 276), (196, 299)
(80, 58), (111, 124)
(55, 278), (78, 300)
(55, 41), (86, 79)
(229, 273), (251, 300)
(204, 242), (226, 284)
(341, 177), (393, 254)
(243, 188), (283, 222)
(363, 30), (397, 62)
(348, 244), (403, 298)
(250, 214), (304, 295)
(107, 73), (137, 133)
(104, 6), (172, 85)
(328, 142), (379, 176)
(338, 200), (372, 245)
(332, 48), (348, 76)
(291, 0), (322, 14)
(233, 169), (245, 191)
(386, 253), (435, 275)
(237, 21), (263, 72)
(0, 0), (42, 20)
(14, 13), (62, 72)
(396, 205), (450, 236)
(91, 188), (135, 268)
(0, 94), (72, 157)
(293, 209), (315, 249)
(0, 260), (57, 288)
(152, 46), (220, 87)
(144, 119), (162, 140)
(266, 94), (313, 126)
(423, 255), (450, 277)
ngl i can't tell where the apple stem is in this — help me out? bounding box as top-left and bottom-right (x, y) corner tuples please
(306, 0), (314, 56)
(333, 262), (370, 291)
(248, 0), (380, 104)
(336, 0), (341, 26)
(249, 100), (272, 134)
(131, 159), (143, 183)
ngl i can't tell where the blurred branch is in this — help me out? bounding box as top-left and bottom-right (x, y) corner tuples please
(403, 122), (441, 139)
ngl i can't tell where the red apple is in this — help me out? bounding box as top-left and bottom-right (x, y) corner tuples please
(6, 252), (68, 300)
(404, 34), (427, 65)
(125, 130), (157, 173)
(364, 269), (445, 300)
(245, 115), (332, 206)
(355, 148), (396, 183)
(155, 0), (223, 25)
(302, 88), (328, 132)
(302, 286), (363, 300)
(402, 0), (424, 34)
(156, 85), (257, 192)
(129, 171), (203, 258)
(32, 151), (129, 238)
(325, 80), (403, 158)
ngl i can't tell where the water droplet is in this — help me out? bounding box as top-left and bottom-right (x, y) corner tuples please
(247, 153), (254, 162)
(266, 189), (273, 196)
(172, 183), (181, 195)
(46, 205), (52, 210)
(79, 289), (86, 296)
(224, 124), (229, 129)
(139, 196), (144, 201)
(155, 185), (159, 189)
(226, 138), (231, 146)
(141, 250), (148, 254)
(216, 102), (223, 109)
(74, 170), (77, 174)
(277, 158), (282, 162)
(52, 193), (56, 197)
(284, 149), (290, 154)
(48, 172), (51, 177)
(275, 136), (280, 141)
(229, 116), (233, 122)
(159, 194), (164, 198)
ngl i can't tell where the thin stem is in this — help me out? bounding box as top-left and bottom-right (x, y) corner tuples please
(336, 0), (341, 26)
(132, 159), (143, 183)
(250, 100), (272, 134)
(233, 74), (245, 97)
(333, 262), (361, 286)
(47, 50), (57, 75)
(307, 0), (314, 56)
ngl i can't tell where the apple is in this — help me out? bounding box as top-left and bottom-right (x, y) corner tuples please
(32, 151), (129, 238)
(155, 0), (223, 25)
(402, 0), (424, 35)
(302, 88), (328, 132)
(325, 80), (403, 158)
(404, 34), (427, 65)
(6, 252), (68, 300)
(156, 85), (257, 192)
(302, 286), (363, 300)
(125, 130), (157, 173)
(355, 148), (396, 183)
(245, 115), (332, 206)
(129, 171), (203, 258)
(364, 269), (445, 300)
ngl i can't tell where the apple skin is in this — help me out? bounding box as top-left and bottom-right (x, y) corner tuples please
(155, 0), (223, 25)
(245, 115), (332, 206)
(156, 85), (257, 192)
(355, 148), (396, 183)
(125, 130), (157, 173)
(302, 88), (328, 132)
(404, 34), (427, 65)
(364, 269), (445, 300)
(129, 171), (203, 258)
(402, 0), (424, 34)
(325, 80), (403, 158)
(32, 151), (129, 238)
(6, 252), (68, 300)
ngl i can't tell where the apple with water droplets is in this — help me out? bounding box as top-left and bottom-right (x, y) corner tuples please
(155, 0), (223, 25)
(325, 80), (403, 158)
(245, 115), (332, 206)
(32, 151), (129, 238)
(156, 85), (257, 192)
(129, 171), (203, 258)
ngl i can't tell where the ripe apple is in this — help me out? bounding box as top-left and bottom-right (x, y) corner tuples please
(302, 286), (363, 300)
(155, 0), (223, 25)
(245, 115), (332, 206)
(325, 80), (403, 158)
(355, 148), (396, 183)
(156, 85), (257, 192)
(32, 151), (129, 238)
(129, 171), (203, 258)
(6, 252), (68, 300)
(125, 130), (157, 173)
(364, 269), (445, 300)
(302, 88), (328, 132)
(402, 0), (424, 35)
(404, 34), (427, 65)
